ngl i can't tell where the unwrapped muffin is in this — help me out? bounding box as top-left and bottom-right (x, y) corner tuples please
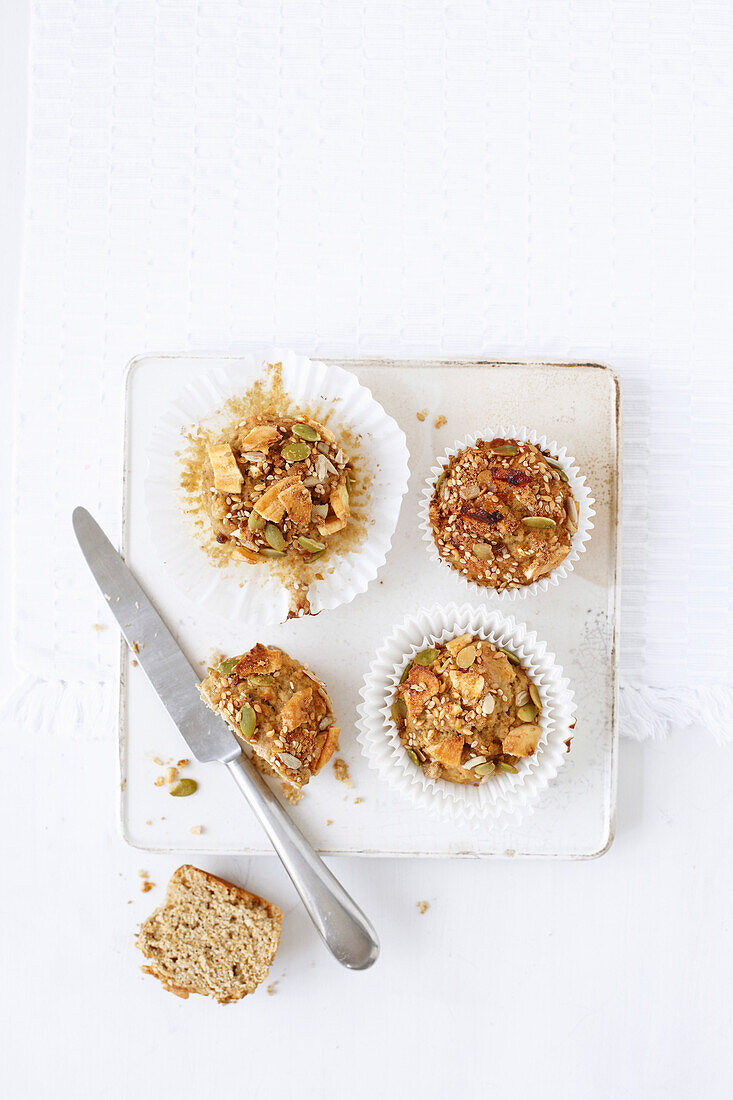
(428, 437), (579, 590)
(199, 643), (340, 789)
(203, 412), (354, 565)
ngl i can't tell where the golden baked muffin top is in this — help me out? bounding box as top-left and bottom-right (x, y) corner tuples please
(391, 634), (542, 784)
(203, 413), (353, 565)
(429, 437), (579, 590)
(199, 643), (339, 789)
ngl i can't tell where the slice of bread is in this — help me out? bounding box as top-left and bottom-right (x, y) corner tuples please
(137, 865), (283, 1003)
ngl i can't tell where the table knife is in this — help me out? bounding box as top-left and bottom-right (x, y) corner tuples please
(72, 506), (379, 971)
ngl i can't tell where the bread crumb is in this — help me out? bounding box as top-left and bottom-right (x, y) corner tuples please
(154, 776), (165, 787)
(177, 758), (190, 768)
(417, 900), (430, 915)
(416, 409), (427, 422)
(92, 623), (106, 631)
(333, 758), (353, 788)
(166, 767), (178, 785)
(189, 825), (203, 835)
(266, 980), (279, 996)
(353, 797), (363, 804)
(131, 658), (139, 667)
(131, 641), (140, 654)
(145, 819), (152, 825)
(140, 876), (155, 894)
(434, 415), (447, 429)
(326, 819), (333, 826)
(564, 736), (573, 753)
(138, 869), (148, 877)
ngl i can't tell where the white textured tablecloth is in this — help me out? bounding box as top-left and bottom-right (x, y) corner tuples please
(10, 0), (733, 742)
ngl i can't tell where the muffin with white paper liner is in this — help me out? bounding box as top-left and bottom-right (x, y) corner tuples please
(419, 426), (594, 600)
(356, 603), (575, 825)
(145, 350), (410, 625)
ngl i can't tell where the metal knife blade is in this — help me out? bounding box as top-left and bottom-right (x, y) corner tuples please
(72, 506), (240, 763)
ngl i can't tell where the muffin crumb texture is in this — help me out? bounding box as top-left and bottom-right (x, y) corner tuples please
(429, 438), (578, 590)
(137, 865), (282, 1003)
(392, 634), (543, 784)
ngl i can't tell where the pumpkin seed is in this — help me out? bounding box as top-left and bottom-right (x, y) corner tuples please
(298, 536), (326, 553)
(529, 683), (542, 710)
(279, 752), (302, 770)
(473, 543), (494, 560)
(490, 443), (518, 456)
(567, 498), (578, 526)
(345, 472), (351, 494)
(435, 470), (447, 493)
(522, 516), (556, 530)
(474, 761), (496, 777)
(264, 523), (286, 551)
(406, 748), (420, 766)
(558, 468), (569, 482)
(517, 702), (538, 722)
(281, 441), (311, 463)
(170, 778), (197, 797)
(247, 674), (275, 687)
(248, 510), (266, 532)
(239, 704), (256, 740)
(217, 657), (238, 675)
(500, 647), (521, 666)
(391, 698), (407, 724)
(306, 549), (325, 562)
(498, 761), (518, 773)
(399, 663), (412, 684)
(292, 422), (320, 441)
(259, 547), (285, 558)
(413, 648), (439, 666)
(311, 503), (328, 519)
(455, 644), (477, 669)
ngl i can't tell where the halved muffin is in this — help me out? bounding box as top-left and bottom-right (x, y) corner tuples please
(199, 643), (340, 789)
(391, 633), (543, 784)
(203, 412), (353, 565)
(137, 865), (282, 1002)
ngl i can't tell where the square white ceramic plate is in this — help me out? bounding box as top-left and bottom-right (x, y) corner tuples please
(120, 356), (620, 858)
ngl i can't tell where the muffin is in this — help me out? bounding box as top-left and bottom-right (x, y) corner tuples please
(390, 633), (543, 784)
(203, 412), (354, 565)
(428, 437), (579, 590)
(137, 865), (282, 1003)
(199, 643), (340, 789)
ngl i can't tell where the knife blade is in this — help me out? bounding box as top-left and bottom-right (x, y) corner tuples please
(72, 506), (239, 763)
(72, 506), (379, 970)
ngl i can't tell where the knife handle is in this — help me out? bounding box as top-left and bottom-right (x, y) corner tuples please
(225, 754), (380, 970)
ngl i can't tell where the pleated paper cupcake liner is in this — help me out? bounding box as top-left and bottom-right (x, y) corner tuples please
(418, 425), (595, 600)
(356, 602), (575, 826)
(145, 349), (410, 626)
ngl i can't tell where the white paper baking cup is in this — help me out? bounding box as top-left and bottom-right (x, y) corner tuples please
(356, 602), (575, 825)
(418, 425), (595, 600)
(145, 350), (410, 625)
